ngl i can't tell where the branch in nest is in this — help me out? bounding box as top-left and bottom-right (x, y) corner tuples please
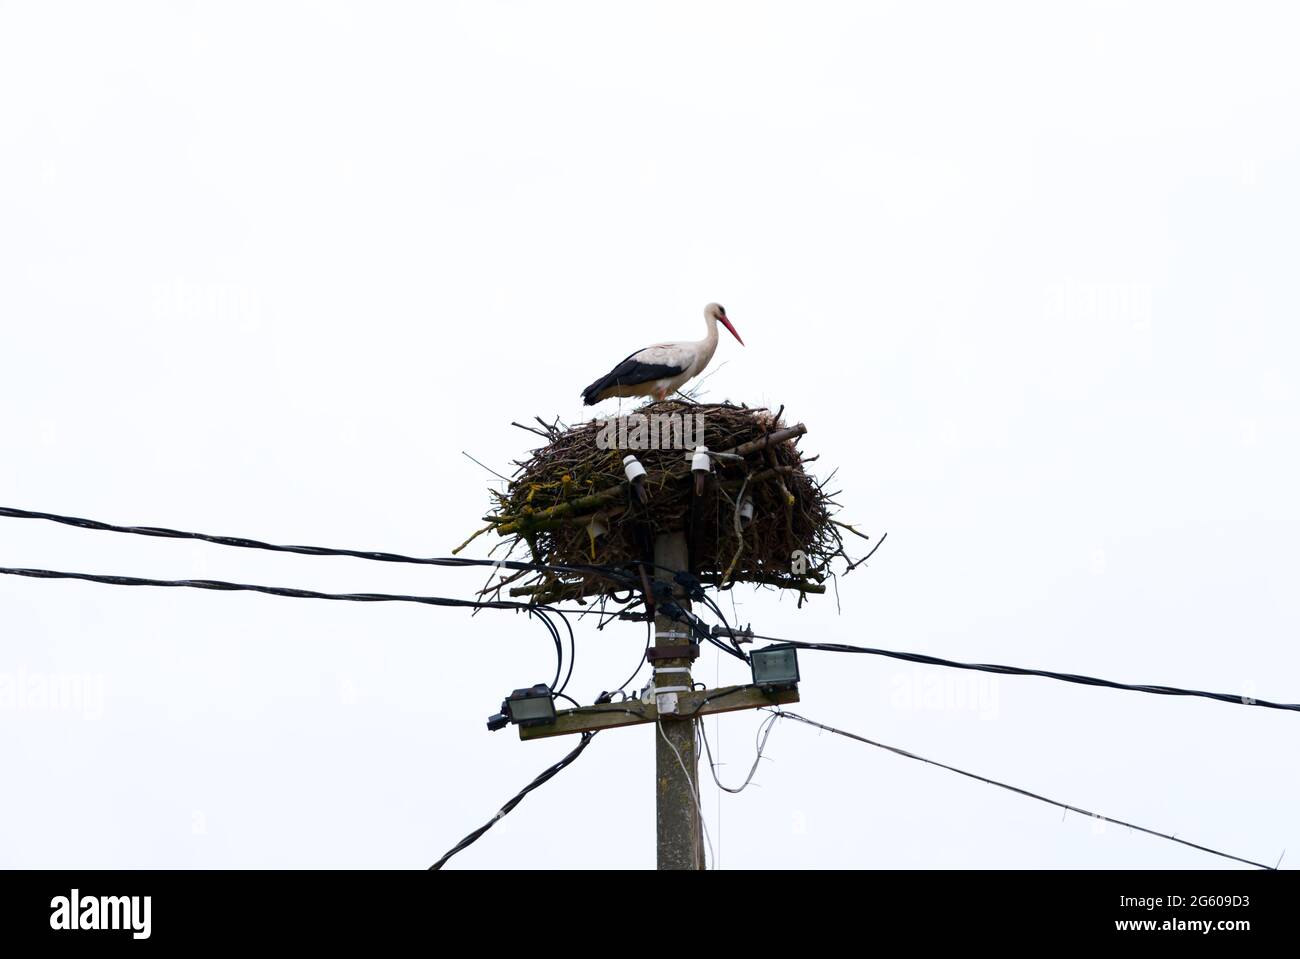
(720, 475), (751, 585)
(832, 519), (873, 541)
(718, 465), (796, 492)
(844, 531), (889, 572)
(499, 504), (628, 535)
(723, 423), (807, 458)
(491, 485), (630, 535)
(511, 420), (556, 440)
(452, 523), (494, 555)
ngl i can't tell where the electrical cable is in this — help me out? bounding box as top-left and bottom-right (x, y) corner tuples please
(697, 590), (747, 662)
(430, 731), (597, 869)
(555, 607), (577, 696)
(0, 565), (561, 611)
(0, 505), (666, 697)
(660, 599), (747, 663)
(0, 565), (583, 696)
(525, 605), (575, 696)
(700, 709), (778, 794)
(0, 566), (580, 683)
(0, 505), (640, 588)
(668, 568), (749, 662)
(776, 709), (1275, 870)
(526, 606), (563, 692)
(746, 636), (1300, 714)
(8, 507), (1280, 869)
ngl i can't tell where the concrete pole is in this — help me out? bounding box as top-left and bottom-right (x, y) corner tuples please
(653, 531), (704, 870)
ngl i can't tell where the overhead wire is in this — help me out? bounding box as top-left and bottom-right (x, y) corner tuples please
(0, 506), (635, 699)
(0, 505), (725, 701)
(0, 506), (758, 678)
(12, 501), (1288, 706)
(7, 504), (1290, 869)
(430, 731), (598, 869)
(700, 709), (778, 794)
(0, 565), (582, 695)
(740, 636), (1300, 714)
(0, 505), (641, 588)
(0, 565), (555, 612)
(775, 709), (1275, 871)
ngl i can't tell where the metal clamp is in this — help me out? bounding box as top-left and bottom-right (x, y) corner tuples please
(647, 643), (700, 663)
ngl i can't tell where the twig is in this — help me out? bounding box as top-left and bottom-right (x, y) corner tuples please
(721, 475), (750, 585)
(462, 451), (510, 482)
(723, 424), (807, 458)
(452, 523), (493, 555)
(845, 531), (888, 572)
(832, 519), (872, 542)
(511, 421), (554, 440)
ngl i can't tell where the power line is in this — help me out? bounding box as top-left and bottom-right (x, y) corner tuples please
(746, 636), (1300, 714)
(0, 506), (656, 693)
(0, 507), (743, 704)
(10, 503), (1284, 868)
(3, 508), (743, 678)
(0, 505), (639, 587)
(0, 565), (584, 692)
(775, 709), (1275, 871)
(0, 565), (561, 613)
(430, 732), (597, 869)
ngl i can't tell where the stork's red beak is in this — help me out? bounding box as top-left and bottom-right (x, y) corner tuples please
(721, 316), (744, 346)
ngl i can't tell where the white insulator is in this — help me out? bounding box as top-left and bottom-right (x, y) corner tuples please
(586, 516), (608, 540)
(739, 496), (755, 527)
(622, 454), (646, 482)
(691, 445), (711, 473)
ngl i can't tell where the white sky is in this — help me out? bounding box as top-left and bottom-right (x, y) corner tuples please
(2, 1), (1298, 869)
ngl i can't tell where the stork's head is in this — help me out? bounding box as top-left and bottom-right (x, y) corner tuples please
(706, 302), (744, 346)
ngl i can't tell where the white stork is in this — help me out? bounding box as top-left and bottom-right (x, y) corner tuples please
(581, 303), (744, 405)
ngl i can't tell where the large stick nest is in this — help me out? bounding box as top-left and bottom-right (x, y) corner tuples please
(468, 401), (870, 609)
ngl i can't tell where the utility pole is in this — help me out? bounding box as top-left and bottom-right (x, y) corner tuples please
(497, 416), (818, 869)
(515, 546), (801, 869)
(652, 531), (703, 870)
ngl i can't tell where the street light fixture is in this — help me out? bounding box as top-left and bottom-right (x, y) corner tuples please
(486, 684), (557, 732)
(750, 645), (800, 692)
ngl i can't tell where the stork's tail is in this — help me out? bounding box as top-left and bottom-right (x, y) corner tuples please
(581, 375), (612, 406)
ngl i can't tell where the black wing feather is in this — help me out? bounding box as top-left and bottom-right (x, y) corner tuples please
(581, 351), (686, 405)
